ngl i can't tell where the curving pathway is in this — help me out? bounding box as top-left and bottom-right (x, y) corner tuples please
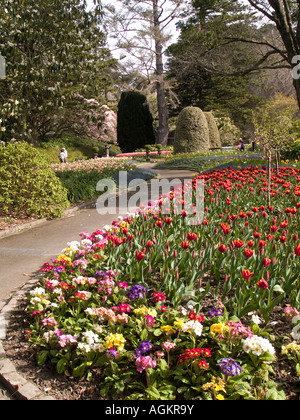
(0, 163), (196, 399)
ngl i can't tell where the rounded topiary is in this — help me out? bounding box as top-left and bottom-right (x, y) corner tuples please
(174, 107), (210, 154)
(0, 142), (69, 219)
(204, 111), (222, 149)
(117, 91), (155, 153)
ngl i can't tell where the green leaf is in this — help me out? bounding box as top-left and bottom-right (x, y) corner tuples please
(56, 358), (68, 374)
(36, 350), (49, 366)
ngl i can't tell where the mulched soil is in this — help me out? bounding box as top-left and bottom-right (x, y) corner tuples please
(2, 293), (300, 400)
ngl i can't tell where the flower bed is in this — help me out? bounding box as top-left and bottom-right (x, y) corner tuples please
(51, 157), (134, 173)
(116, 151), (172, 158)
(25, 165), (300, 400)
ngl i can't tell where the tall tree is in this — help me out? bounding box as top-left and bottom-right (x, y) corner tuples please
(166, 0), (264, 130)
(0, 0), (114, 146)
(104, 0), (184, 146)
(244, 1), (300, 109)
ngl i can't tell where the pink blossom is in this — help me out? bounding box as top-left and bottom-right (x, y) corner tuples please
(135, 356), (157, 373)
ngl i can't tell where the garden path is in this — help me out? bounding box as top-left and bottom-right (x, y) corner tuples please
(0, 163), (196, 306)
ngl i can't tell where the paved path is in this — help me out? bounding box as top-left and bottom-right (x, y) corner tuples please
(0, 163), (195, 304)
(0, 163), (195, 399)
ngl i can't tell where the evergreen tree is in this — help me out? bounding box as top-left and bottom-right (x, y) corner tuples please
(0, 0), (114, 146)
(117, 91), (155, 152)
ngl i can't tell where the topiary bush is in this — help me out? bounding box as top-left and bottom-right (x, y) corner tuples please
(117, 91), (155, 153)
(204, 111), (222, 149)
(0, 142), (69, 219)
(174, 107), (210, 154)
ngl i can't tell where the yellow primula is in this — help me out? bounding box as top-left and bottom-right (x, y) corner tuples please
(161, 325), (176, 335)
(202, 376), (226, 394)
(281, 342), (300, 355)
(104, 333), (126, 351)
(133, 306), (157, 318)
(57, 254), (72, 265)
(173, 320), (185, 331)
(210, 323), (229, 338)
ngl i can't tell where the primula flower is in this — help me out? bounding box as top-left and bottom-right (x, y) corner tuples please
(106, 348), (119, 358)
(127, 284), (147, 301)
(161, 325), (176, 335)
(284, 306), (300, 322)
(144, 315), (155, 326)
(152, 291), (166, 302)
(136, 341), (153, 357)
(207, 306), (224, 318)
(243, 335), (275, 357)
(118, 303), (131, 313)
(198, 360), (209, 369)
(217, 358), (242, 377)
(135, 356), (156, 373)
(59, 334), (77, 348)
(202, 377), (226, 393)
(104, 333), (126, 351)
(163, 342), (176, 351)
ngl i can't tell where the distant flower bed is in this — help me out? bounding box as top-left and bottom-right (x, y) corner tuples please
(116, 151), (172, 157)
(51, 157), (134, 173)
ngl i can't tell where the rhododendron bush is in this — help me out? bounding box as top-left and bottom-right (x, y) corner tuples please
(26, 166), (300, 400)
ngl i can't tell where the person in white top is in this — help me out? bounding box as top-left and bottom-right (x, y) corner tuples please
(58, 148), (68, 163)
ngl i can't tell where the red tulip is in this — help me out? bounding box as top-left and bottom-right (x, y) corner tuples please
(187, 232), (198, 241)
(182, 241), (190, 249)
(218, 244), (229, 253)
(295, 244), (300, 256)
(245, 248), (254, 258)
(233, 239), (245, 248)
(136, 248), (146, 261)
(263, 257), (271, 267)
(257, 278), (268, 290)
(242, 269), (254, 280)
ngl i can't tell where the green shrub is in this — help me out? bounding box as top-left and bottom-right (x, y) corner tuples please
(0, 142), (69, 219)
(204, 111), (222, 149)
(55, 170), (103, 203)
(281, 141), (300, 160)
(117, 91), (155, 152)
(174, 107), (210, 154)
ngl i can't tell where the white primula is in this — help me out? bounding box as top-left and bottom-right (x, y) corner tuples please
(77, 330), (105, 353)
(182, 320), (203, 337)
(243, 335), (275, 357)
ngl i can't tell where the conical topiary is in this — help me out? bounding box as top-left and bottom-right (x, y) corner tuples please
(117, 91), (155, 153)
(174, 107), (210, 154)
(204, 111), (222, 149)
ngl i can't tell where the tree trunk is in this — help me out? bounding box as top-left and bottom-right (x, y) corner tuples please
(293, 77), (300, 111)
(153, 0), (169, 146)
